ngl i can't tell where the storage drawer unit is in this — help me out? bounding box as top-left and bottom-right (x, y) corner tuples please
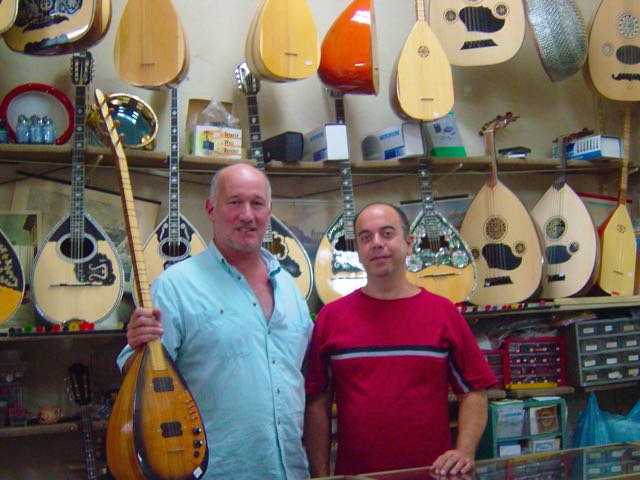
(503, 337), (567, 389)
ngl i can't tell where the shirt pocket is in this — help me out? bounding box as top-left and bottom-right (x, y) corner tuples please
(188, 308), (253, 360)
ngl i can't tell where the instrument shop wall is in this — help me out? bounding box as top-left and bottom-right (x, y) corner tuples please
(0, 1), (639, 478)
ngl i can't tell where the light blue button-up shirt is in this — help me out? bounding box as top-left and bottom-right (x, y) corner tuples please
(117, 242), (313, 479)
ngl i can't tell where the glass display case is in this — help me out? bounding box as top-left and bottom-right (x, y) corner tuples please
(315, 443), (640, 480)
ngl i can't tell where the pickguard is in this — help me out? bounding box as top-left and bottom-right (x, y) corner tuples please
(482, 243), (522, 270)
(14, 0), (83, 32)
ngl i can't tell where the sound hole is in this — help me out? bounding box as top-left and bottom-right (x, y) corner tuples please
(618, 14), (640, 38)
(544, 216), (566, 240)
(59, 235), (96, 262)
(159, 239), (189, 260)
(484, 216), (507, 241)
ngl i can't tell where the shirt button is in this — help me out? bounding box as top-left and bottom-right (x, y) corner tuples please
(267, 329), (271, 335)
(272, 359), (276, 364)
(277, 419), (281, 425)
(276, 388), (280, 395)
(237, 275), (241, 280)
(253, 302), (257, 307)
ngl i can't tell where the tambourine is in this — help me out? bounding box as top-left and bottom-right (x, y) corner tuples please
(0, 83), (74, 145)
(87, 92), (158, 150)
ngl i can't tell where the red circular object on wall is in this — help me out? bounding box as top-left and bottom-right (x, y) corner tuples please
(0, 82), (74, 145)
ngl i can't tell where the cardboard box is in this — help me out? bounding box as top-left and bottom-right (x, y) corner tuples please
(302, 124), (349, 162)
(552, 134), (623, 160)
(185, 98), (242, 159)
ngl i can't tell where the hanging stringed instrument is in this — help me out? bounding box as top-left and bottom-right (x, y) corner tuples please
(136, 86), (206, 305)
(314, 92), (367, 304)
(429, 0), (526, 66)
(113, 0), (188, 87)
(390, 0), (454, 121)
(318, 0), (379, 95)
(3, 0), (97, 54)
(406, 123), (476, 303)
(30, 52), (124, 325)
(588, 0), (640, 101)
(0, 0), (19, 33)
(531, 134), (600, 299)
(235, 62), (314, 299)
(459, 113), (544, 305)
(246, 0), (319, 81)
(597, 104), (637, 296)
(96, 88), (208, 480)
(0, 228), (25, 325)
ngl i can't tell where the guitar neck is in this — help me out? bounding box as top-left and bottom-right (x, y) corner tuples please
(332, 94), (355, 239)
(415, 0), (427, 21)
(333, 92), (346, 125)
(71, 83), (87, 239)
(168, 86), (181, 242)
(245, 92), (274, 242)
(80, 407), (98, 480)
(418, 122), (440, 236)
(553, 135), (568, 190)
(484, 130), (499, 186)
(620, 103), (631, 205)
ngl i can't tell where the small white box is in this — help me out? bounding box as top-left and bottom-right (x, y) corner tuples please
(187, 125), (242, 158)
(361, 123), (423, 161)
(498, 441), (521, 457)
(552, 134), (622, 161)
(303, 124), (349, 161)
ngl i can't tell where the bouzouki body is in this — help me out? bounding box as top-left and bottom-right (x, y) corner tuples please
(460, 114), (543, 305)
(318, 0), (379, 95)
(391, 0), (454, 121)
(248, 0), (319, 81)
(406, 127), (476, 303)
(0, 0), (19, 33)
(429, 0), (526, 66)
(0, 229), (25, 324)
(96, 88), (208, 480)
(597, 104), (637, 295)
(137, 87), (206, 304)
(314, 93), (366, 304)
(30, 52), (124, 325)
(531, 136), (599, 299)
(4, 0), (96, 54)
(235, 63), (314, 299)
(113, 0), (188, 87)
(588, 0), (640, 101)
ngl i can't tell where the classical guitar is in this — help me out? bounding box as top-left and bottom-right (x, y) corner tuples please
(3, 0), (96, 54)
(531, 134), (600, 299)
(113, 0), (188, 87)
(597, 104), (637, 296)
(30, 52), (124, 325)
(390, 0), (454, 121)
(0, 0), (18, 33)
(0, 228), (25, 324)
(588, 0), (640, 101)
(246, 0), (320, 81)
(314, 92), (367, 304)
(235, 63), (314, 299)
(137, 87), (206, 305)
(96, 88), (208, 480)
(459, 113), (543, 305)
(406, 123), (476, 303)
(429, 0), (525, 66)
(68, 362), (100, 480)
(318, 0), (379, 95)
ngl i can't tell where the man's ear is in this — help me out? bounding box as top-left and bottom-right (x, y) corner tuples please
(205, 198), (214, 219)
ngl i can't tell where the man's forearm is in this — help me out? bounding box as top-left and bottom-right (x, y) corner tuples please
(304, 394), (332, 478)
(455, 390), (488, 456)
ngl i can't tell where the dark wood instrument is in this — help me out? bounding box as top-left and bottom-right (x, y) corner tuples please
(235, 62), (314, 299)
(30, 52), (124, 325)
(96, 88), (208, 480)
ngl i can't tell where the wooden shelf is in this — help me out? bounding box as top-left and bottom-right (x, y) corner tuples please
(1, 144), (636, 176)
(460, 295), (640, 317)
(507, 386), (575, 398)
(0, 329), (125, 342)
(582, 381), (640, 393)
(0, 420), (108, 438)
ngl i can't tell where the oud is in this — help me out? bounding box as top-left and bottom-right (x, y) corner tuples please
(460, 113), (543, 305)
(429, 0), (526, 66)
(30, 52), (123, 325)
(531, 135), (600, 299)
(96, 88), (208, 480)
(235, 62), (314, 299)
(406, 123), (476, 303)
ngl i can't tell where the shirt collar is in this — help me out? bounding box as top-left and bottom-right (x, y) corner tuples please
(207, 241), (281, 278)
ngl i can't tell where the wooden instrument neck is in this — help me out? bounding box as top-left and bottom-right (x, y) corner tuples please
(415, 0), (427, 22)
(484, 130), (499, 187)
(620, 103), (631, 206)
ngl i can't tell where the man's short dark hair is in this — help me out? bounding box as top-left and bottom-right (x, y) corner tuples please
(353, 202), (411, 240)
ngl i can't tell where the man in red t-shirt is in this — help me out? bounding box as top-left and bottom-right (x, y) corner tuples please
(304, 203), (497, 477)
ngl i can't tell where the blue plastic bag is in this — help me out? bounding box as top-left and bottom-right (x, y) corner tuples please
(573, 393), (612, 447)
(603, 396), (640, 442)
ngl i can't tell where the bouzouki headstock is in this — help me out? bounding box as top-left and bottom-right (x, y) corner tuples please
(71, 51), (94, 87)
(480, 112), (519, 185)
(479, 112), (519, 136)
(235, 62), (260, 96)
(69, 362), (92, 406)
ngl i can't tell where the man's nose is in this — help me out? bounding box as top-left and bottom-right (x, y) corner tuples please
(239, 202), (254, 218)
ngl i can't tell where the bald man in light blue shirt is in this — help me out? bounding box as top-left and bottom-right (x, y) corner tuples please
(119, 164), (313, 479)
